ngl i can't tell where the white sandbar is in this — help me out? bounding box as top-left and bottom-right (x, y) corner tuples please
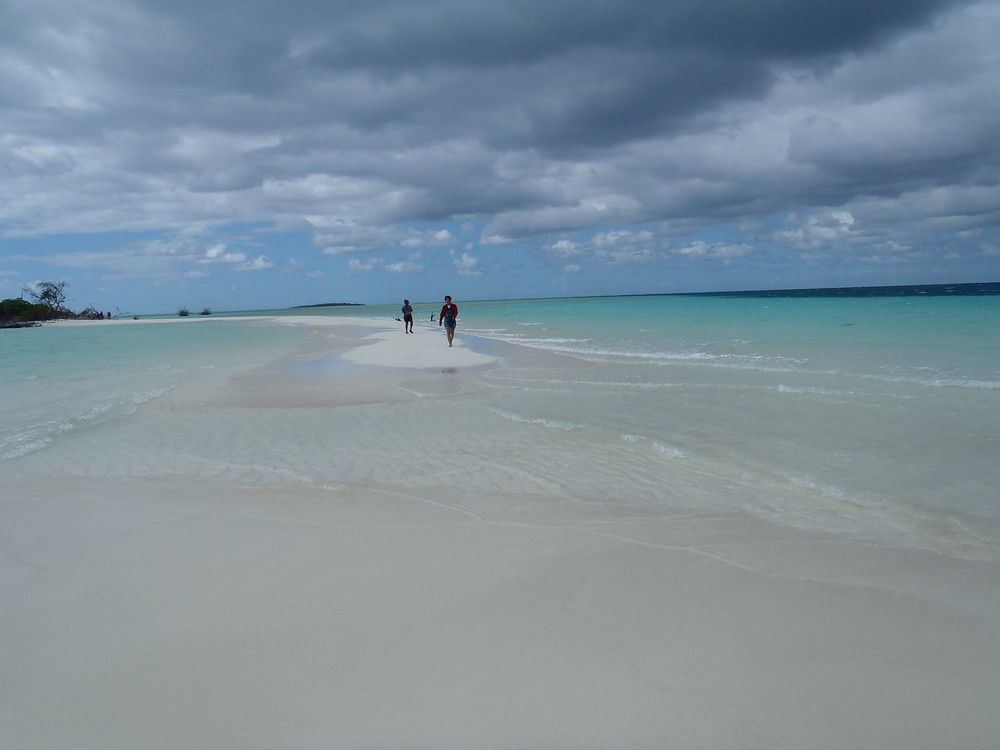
(341, 324), (496, 368)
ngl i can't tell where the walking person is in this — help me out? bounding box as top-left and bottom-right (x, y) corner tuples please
(401, 299), (414, 333)
(438, 295), (459, 347)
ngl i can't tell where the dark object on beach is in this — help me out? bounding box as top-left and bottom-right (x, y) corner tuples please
(106, 310), (112, 319)
(200, 308), (211, 316)
(178, 308), (189, 317)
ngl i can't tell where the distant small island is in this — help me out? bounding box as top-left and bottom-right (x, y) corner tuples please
(289, 302), (364, 309)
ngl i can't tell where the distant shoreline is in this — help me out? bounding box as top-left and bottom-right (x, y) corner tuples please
(677, 281), (1000, 298)
(288, 281), (1000, 312)
(289, 302), (364, 309)
(104, 282), (999, 320)
(468, 281), (1000, 304)
(392, 281), (1000, 308)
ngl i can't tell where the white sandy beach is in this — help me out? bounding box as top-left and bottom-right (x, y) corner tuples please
(4, 314), (1000, 749)
(342, 326), (497, 368)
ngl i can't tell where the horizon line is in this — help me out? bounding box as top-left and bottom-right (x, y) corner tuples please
(138, 279), (1000, 316)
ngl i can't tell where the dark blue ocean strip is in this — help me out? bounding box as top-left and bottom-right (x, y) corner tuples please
(680, 282), (999, 298)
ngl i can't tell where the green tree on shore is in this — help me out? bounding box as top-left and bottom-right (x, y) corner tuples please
(1, 298), (63, 326)
(1, 281), (84, 327)
(23, 281), (68, 310)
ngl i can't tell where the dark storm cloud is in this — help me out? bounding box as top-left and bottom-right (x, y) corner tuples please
(0, 0), (997, 270)
(304, 0), (958, 69)
(123, 0), (967, 150)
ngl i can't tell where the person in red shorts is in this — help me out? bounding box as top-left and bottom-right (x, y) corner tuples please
(438, 295), (459, 347)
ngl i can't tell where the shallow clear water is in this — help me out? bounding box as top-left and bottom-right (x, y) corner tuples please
(3, 295), (998, 556)
(0, 319), (318, 459)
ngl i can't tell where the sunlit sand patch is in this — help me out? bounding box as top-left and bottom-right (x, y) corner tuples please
(341, 325), (497, 368)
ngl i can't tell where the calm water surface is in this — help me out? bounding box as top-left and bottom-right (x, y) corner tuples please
(3, 294), (998, 555)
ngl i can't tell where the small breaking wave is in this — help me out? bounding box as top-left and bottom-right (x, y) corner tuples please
(872, 374), (1000, 390)
(485, 374), (681, 390)
(780, 473), (1000, 554)
(1, 386), (174, 460)
(490, 408), (582, 431)
(512, 342), (715, 361)
(671, 361), (999, 391)
(620, 433), (686, 458)
(466, 330), (811, 370)
(774, 384), (854, 396)
(465, 330), (591, 346)
(652, 441), (686, 458)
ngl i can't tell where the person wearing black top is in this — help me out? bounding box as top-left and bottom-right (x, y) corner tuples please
(401, 299), (414, 333)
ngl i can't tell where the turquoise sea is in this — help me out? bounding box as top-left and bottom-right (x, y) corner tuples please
(3, 292), (999, 555)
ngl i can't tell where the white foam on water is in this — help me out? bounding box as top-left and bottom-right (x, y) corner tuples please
(1, 386), (174, 460)
(876, 375), (1000, 390)
(469, 331), (994, 394)
(486, 374), (681, 390)
(467, 331), (827, 374)
(619, 433), (686, 458)
(775, 472), (1000, 553)
(652, 441), (686, 458)
(788, 474), (878, 511)
(507, 341), (716, 361)
(774, 384), (854, 396)
(490, 408), (582, 431)
(466, 330), (591, 346)
(650, 359), (1000, 392)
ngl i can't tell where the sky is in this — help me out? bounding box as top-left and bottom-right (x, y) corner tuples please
(1, 0), (999, 313)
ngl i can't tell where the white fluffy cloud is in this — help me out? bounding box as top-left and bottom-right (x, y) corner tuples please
(776, 212), (857, 249)
(348, 257), (379, 272)
(235, 255), (274, 271)
(672, 241), (753, 259)
(547, 239), (580, 257)
(200, 244), (246, 265)
(453, 252), (482, 276)
(196, 244), (272, 271)
(385, 261), (422, 273)
(400, 229), (454, 248)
